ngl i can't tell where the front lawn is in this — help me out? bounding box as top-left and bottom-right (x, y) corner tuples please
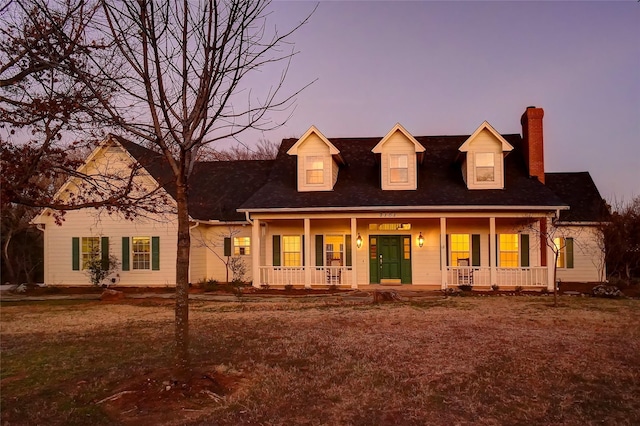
(1, 296), (639, 425)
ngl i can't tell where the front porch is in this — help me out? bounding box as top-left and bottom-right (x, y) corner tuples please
(256, 265), (550, 289)
(248, 213), (557, 290)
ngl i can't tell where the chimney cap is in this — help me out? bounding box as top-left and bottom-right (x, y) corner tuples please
(526, 105), (537, 109)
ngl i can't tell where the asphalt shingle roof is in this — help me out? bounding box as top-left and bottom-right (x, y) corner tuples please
(112, 134), (607, 223)
(113, 135), (273, 221)
(239, 135), (568, 211)
(545, 172), (610, 222)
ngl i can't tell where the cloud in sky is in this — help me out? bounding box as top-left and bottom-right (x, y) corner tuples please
(237, 1), (639, 203)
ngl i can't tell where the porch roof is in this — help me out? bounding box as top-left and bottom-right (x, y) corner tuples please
(239, 135), (568, 212)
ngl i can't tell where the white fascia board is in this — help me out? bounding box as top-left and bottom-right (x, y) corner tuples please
(286, 125), (341, 156)
(238, 205), (570, 214)
(372, 123), (425, 154)
(458, 121), (514, 153)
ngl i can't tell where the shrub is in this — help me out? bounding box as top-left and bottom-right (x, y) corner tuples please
(84, 253), (120, 286)
(229, 257), (247, 283)
(261, 283), (270, 290)
(515, 285), (523, 293)
(491, 284), (500, 292)
(328, 284), (338, 291)
(203, 279), (219, 292)
(457, 284), (473, 292)
(284, 284), (294, 291)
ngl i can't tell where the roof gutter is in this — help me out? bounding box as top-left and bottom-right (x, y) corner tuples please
(238, 204), (570, 214)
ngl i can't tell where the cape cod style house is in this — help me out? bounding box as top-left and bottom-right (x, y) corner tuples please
(33, 106), (608, 290)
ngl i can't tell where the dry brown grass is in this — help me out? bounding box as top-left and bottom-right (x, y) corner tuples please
(2, 296), (639, 425)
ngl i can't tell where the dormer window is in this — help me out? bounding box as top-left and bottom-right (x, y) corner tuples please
(306, 156), (324, 184)
(475, 153), (495, 182)
(458, 121), (514, 190)
(372, 124), (425, 191)
(390, 154), (409, 183)
(287, 126), (344, 192)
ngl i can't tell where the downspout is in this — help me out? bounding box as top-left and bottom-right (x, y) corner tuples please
(244, 211), (253, 225)
(35, 224), (46, 285)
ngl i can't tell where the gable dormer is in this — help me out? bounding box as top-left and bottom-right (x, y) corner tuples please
(287, 126), (344, 192)
(371, 123), (425, 191)
(458, 121), (513, 190)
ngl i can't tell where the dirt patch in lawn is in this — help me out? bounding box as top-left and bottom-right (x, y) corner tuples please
(98, 366), (247, 425)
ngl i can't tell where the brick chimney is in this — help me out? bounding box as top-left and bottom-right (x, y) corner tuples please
(520, 106), (545, 184)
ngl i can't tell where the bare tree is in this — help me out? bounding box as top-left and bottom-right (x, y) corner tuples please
(192, 225), (248, 284)
(199, 138), (279, 161)
(605, 196), (640, 282)
(1, 0), (161, 218)
(515, 217), (581, 307)
(92, 0), (313, 375)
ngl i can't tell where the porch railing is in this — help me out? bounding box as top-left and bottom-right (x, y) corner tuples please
(447, 267), (548, 287)
(258, 266), (353, 287)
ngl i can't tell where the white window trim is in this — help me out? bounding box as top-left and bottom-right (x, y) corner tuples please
(132, 236), (151, 270)
(474, 152), (495, 183)
(234, 236), (251, 256)
(81, 237), (100, 270)
(389, 154), (409, 184)
(305, 156), (324, 185)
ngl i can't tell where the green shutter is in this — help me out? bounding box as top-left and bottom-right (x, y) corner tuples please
(273, 235), (281, 266)
(566, 238), (574, 269)
(445, 234), (449, 267)
(495, 234), (499, 267)
(302, 235), (305, 266)
(72, 237), (80, 271)
(471, 234), (481, 267)
(224, 237), (231, 257)
(315, 235), (324, 266)
(521, 234), (530, 267)
(345, 234), (352, 266)
(101, 237), (109, 270)
(122, 237), (130, 271)
(151, 236), (160, 270)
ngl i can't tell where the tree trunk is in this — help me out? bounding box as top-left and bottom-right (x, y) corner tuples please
(2, 232), (16, 284)
(174, 180), (191, 377)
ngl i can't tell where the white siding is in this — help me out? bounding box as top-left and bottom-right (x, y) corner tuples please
(465, 129), (505, 190)
(295, 134), (337, 192)
(39, 209), (178, 286)
(379, 131), (418, 191)
(555, 226), (605, 282)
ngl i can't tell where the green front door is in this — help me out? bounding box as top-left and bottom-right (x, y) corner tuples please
(379, 236), (402, 280)
(369, 235), (411, 284)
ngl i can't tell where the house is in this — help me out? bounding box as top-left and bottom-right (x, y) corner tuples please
(32, 106), (608, 290)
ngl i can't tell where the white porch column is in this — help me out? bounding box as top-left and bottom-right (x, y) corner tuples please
(350, 217), (358, 289)
(304, 218), (311, 288)
(546, 217), (555, 291)
(252, 218), (261, 288)
(489, 217), (497, 286)
(440, 217), (447, 289)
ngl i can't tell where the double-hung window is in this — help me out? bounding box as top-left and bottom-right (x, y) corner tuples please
(325, 235), (344, 266)
(306, 156), (324, 185)
(234, 237), (251, 256)
(132, 237), (151, 270)
(81, 237), (100, 269)
(283, 235), (301, 266)
(499, 234), (519, 267)
(450, 234), (470, 266)
(475, 152), (495, 182)
(389, 154), (409, 183)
